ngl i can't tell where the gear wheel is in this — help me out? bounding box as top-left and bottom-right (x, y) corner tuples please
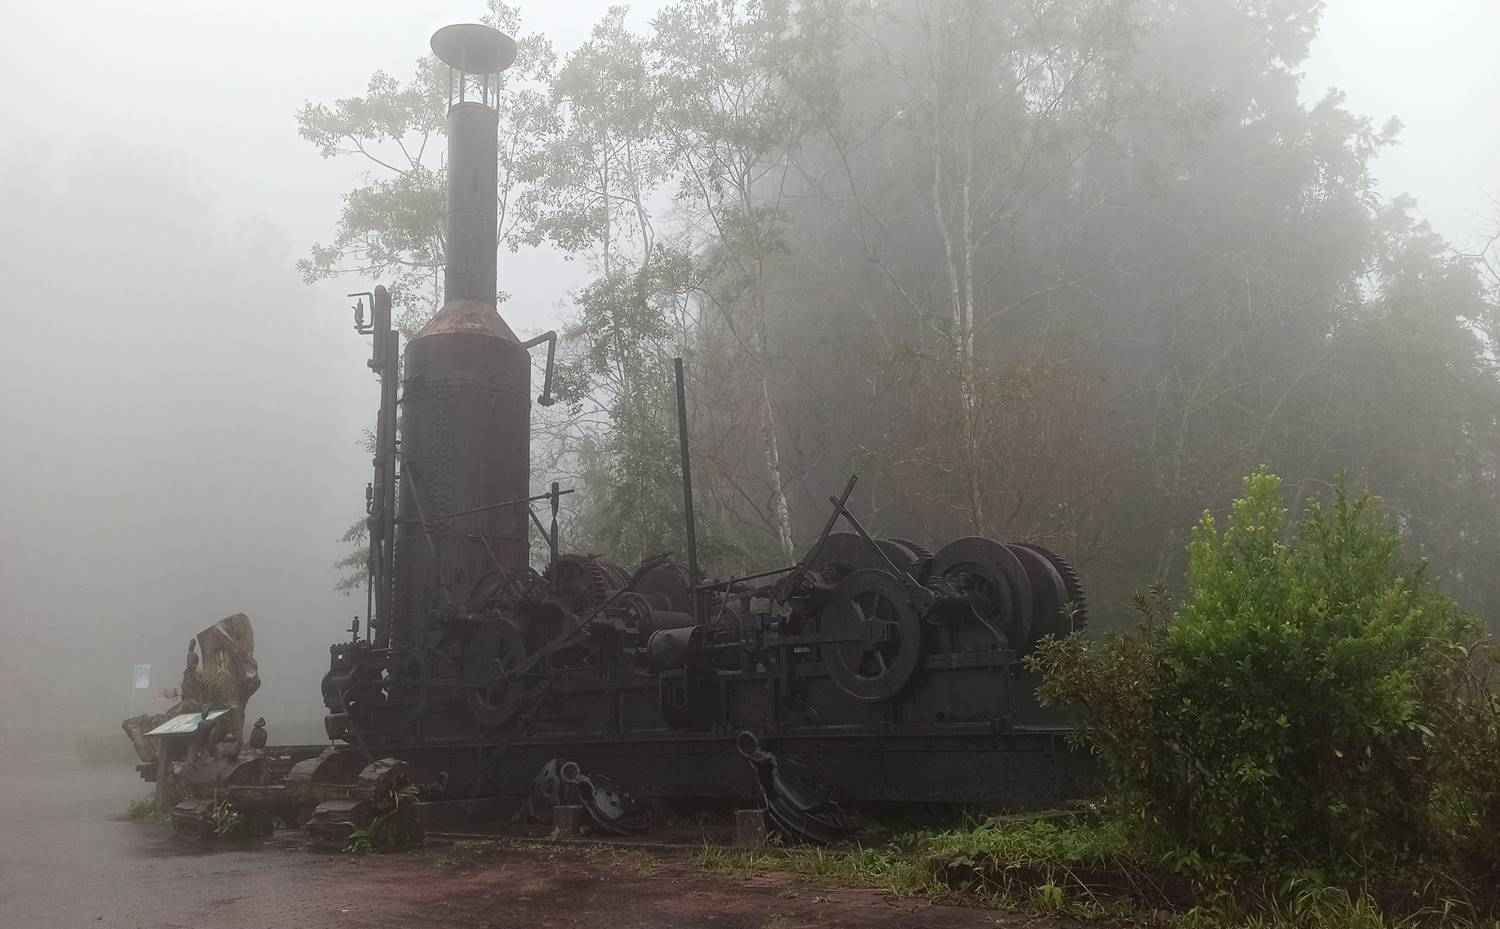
(545, 554), (609, 614)
(1010, 543), (1088, 639)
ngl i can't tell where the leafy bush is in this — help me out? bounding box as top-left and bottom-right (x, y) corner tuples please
(120, 795), (170, 825)
(204, 797), (272, 840)
(1426, 638), (1500, 880)
(1032, 470), (1490, 879)
(343, 783), (423, 854)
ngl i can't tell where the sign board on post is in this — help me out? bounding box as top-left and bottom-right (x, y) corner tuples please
(133, 664), (151, 690)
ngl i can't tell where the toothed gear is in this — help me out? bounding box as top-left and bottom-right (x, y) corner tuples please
(1011, 543), (1088, 636)
(546, 554), (609, 614)
(596, 560), (632, 591)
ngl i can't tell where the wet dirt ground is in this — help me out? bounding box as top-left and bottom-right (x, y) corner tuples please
(0, 756), (1093, 929)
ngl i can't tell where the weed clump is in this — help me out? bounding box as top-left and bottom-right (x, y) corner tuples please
(119, 795), (170, 825)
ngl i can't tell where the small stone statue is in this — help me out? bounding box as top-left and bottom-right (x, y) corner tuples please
(248, 717), (268, 751)
(180, 639), (202, 703)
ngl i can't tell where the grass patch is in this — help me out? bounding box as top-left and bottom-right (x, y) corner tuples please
(118, 795), (170, 825)
(701, 841), (927, 896)
(697, 812), (1499, 928)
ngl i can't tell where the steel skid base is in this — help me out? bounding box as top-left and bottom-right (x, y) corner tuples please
(334, 727), (1092, 810)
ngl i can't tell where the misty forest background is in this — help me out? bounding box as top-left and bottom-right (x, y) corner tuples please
(309, 0), (1500, 626)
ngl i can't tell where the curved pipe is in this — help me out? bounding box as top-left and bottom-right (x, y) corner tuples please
(522, 330), (557, 406)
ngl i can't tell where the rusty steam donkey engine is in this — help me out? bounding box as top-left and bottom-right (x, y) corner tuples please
(158, 23), (1090, 845)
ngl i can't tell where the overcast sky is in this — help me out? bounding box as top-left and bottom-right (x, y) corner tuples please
(0, 0), (1495, 739)
(3, 0), (1495, 309)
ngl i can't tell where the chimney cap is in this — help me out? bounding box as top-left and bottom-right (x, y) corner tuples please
(431, 23), (517, 75)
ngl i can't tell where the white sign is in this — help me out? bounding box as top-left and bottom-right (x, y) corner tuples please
(133, 664), (151, 690)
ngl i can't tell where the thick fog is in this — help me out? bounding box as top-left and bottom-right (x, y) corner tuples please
(0, 0), (1495, 755)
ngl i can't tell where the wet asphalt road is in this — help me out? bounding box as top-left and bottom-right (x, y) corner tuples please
(0, 756), (1080, 929)
(0, 756), (361, 928)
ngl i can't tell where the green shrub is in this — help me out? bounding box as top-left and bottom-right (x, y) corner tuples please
(120, 795), (169, 825)
(343, 783), (423, 854)
(1427, 638), (1500, 880)
(1032, 470), (1487, 878)
(204, 798), (272, 840)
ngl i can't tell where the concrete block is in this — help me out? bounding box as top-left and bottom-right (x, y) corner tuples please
(734, 808), (767, 849)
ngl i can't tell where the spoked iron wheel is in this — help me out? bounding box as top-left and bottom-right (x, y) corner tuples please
(463, 617), (527, 728)
(820, 568), (921, 702)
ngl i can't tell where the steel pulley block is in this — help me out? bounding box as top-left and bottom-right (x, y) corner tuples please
(929, 537), (1034, 648)
(819, 568), (922, 702)
(737, 732), (856, 845)
(525, 757), (575, 824)
(560, 761), (652, 835)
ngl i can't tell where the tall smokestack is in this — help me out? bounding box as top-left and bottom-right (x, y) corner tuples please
(431, 22), (514, 305)
(391, 24), (529, 646)
(445, 101), (499, 305)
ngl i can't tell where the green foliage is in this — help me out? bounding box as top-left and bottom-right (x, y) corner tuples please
(1426, 638), (1500, 880)
(333, 518), (369, 597)
(120, 795), (170, 825)
(1032, 470), (1493, 887)
(700, 814), (1498, 927)
(922, 815), (1140, 870)
(204, 798), (272, 841)
(343, 783), (423, 854)
(301, 0), (1500, 612)
(193, 654), (240, 710)
(297, 1), (557, 334)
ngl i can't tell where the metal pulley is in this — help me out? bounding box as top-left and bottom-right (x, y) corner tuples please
(738, 732), (856, 844)
(929, 537), (1034, 647)
(524, 757), (574, 824)
(818, 568), (922, 702)
(559, 761), (652, 834)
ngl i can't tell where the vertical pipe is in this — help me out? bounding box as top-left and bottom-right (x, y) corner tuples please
(369, 285), (399, 647)
(549, 480), (561, 572)
(380, 328), (399, 643)
(674, 358), (700, 614)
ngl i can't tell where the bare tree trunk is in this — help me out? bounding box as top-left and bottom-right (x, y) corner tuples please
(759, 372), (795, 556)
(753, 248), (795, 557)
(933, 147), (985, 532)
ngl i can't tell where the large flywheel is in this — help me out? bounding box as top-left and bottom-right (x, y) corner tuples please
(463, 617), (528, 728)
(819, 568), (922, 702)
